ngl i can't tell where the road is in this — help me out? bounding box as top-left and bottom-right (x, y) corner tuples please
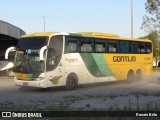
(0, 74), (160, 111)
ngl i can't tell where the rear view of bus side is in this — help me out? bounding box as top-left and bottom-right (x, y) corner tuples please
(5, 32), (153, 89)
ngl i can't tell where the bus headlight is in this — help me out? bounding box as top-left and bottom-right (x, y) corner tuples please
(34, 77), (44, 81)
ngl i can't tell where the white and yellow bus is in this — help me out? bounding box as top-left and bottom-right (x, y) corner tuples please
(5, 32), (153, 89)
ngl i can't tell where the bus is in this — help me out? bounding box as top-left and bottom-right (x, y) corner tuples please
(5, 32), (153, 89)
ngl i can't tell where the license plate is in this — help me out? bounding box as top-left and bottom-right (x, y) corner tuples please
(23, 82), (28, 86)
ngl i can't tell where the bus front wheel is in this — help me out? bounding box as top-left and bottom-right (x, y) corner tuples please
(65, 73), (78, 90)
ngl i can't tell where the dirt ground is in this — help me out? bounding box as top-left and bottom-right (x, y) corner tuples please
(0, 73), (160, 112)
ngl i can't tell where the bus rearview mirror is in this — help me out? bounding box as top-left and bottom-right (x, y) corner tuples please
(5, 46), (16, 60)
(40, 46), (47, 61)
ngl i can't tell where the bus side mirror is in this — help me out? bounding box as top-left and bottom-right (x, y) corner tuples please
(5, 46), (16, 59)
(40, 46), (47, 61)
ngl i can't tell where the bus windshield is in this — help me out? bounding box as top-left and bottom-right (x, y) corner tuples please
(14, 49), (45, 73)
(13, 36), (49, 73)
(18, 37), (48, 49)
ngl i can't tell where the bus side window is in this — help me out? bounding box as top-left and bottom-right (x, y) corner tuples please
(47, 35), (63, 71)
(146, 42), (152, 53)
(65, 37), (78, 53)
(81, 38), (92, 52)
(95, 39), (105, 53)
(108, 40), (118, 53)
(139, 42), (145, 53)
(130, 42), (139, 53)
(46, 48), (56, 71)
(67, 42), (77, 52)
(120, 41), (129, 53)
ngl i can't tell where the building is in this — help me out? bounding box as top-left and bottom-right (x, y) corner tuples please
(0, 20), (26, 76)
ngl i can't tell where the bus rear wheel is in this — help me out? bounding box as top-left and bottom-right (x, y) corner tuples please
(127, 70), (134, 81)
(65, 74), (78, 90)
(136, 69), (142, 80)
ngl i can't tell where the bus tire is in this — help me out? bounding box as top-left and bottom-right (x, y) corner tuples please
(127, 70), (134, 81)
(136, 69), (142, 80)
(65, 73), (78, 90)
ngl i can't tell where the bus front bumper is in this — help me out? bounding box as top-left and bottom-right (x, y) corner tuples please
(14, 79), (48, 88)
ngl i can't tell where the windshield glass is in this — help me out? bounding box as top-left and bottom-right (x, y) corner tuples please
(18, 37), (48, 49)
(14, 49), (45, 73)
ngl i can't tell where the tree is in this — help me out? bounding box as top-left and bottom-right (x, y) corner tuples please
(140, 30), (160, 68)
(145, 0), (160, 17)
(142, 0), (160, 67)
(140, 30), (159, 57)
(142, 0), (160, 33)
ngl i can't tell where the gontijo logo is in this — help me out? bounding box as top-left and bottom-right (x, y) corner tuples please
(113, 56), (136, 62)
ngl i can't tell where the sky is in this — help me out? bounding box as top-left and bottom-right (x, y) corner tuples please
(0, 0), (147, 38)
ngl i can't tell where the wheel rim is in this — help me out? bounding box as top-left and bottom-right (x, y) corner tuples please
(66, 74), (78, 90)
(66, 78), (75, 89)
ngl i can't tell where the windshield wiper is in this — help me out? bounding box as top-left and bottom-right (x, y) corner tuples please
(16, 55), (32, 72)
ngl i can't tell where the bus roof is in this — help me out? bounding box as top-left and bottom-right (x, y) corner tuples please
(21, 32), (59, 38)
(21, 32), (151, 43)
(78, 32), (120, 38)
(77, 32), (151, 42)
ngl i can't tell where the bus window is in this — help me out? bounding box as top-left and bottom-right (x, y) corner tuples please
(65, 37), (78, 53)
(130, 42), (139, 53)
(81, 38), (93, 52)
(139, 42), (145, 53)
(120, 41), (129, 53)
(46, 48), (56, 71)
(108, 40), (118, 53)
(46, 36), (63, 71)
(95, 39), (105, 52)
(146, 42), (152, 53)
